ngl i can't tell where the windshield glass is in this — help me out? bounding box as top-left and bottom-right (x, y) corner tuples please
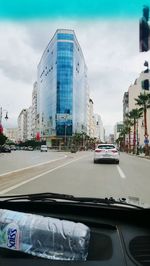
(97, 145), (116, 149)
(0, 0), (150, 208)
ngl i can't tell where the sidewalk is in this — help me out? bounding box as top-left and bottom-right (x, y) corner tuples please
(127, 152), (150, 160)
(138, 154), (150, 160)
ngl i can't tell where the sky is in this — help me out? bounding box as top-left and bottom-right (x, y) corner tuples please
(0, 1), (149, 135)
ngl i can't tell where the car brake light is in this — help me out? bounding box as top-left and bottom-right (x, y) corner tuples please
(95, 149), (102, 152)
(112, 150), (118, 153)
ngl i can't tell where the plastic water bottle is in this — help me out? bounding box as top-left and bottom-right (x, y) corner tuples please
(0, 209), (90, 261)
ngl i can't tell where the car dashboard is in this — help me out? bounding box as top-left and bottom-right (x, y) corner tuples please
(0, 200), (150, 266)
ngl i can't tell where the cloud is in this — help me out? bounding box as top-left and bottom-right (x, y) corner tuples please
(0, 70), (32, 128)
(0, 19), (148, 134)
(0, 22), (40, 84)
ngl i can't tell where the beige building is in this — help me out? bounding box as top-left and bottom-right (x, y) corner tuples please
(87, 99), (105, 140)
(32, 82), (38, 138)
(27, 106), (33, 140)
(88, 99), (96, 138)
(128, 71), (150, 146)
(18, 109), (27, 142)
(4, 128), (18, 143)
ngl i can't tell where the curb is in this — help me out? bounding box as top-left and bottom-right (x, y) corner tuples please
(127, 153), (150, 160)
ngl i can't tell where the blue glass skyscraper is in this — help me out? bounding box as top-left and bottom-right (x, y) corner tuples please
(37, 29), (89, 146)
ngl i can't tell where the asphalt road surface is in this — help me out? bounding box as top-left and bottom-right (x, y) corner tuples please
(0, 151), (150, 206)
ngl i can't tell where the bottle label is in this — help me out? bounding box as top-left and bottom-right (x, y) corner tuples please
(6, 223), (19, 250)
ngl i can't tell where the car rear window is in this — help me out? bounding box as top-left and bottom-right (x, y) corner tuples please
(97, 145), (115, 150)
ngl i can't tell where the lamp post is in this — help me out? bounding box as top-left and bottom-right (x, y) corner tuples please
(65, 123), (67, 146)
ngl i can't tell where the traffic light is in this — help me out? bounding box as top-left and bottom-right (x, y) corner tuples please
(141, 79), (149, 90)
(139, 6), (150, 52)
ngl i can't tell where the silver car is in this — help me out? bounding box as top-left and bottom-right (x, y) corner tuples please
(40, 145), (48, 152)
(94, 144), (119, 164)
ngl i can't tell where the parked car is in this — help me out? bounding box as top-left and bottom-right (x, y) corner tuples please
(0, 145), (11, 153)
(27, 146), (34, 151)
(94, 143), (119, 164)
(40, 145), (48, 152)
(10, 145), (16, 150)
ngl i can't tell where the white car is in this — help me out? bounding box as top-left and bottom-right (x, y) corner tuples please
(94, 144), (119, 164)
(40, 145), (48, 152)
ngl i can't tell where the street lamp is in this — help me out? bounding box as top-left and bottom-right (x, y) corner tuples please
(64, 123), (67, 146)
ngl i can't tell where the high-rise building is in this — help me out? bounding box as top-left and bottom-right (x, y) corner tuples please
(18, 109), (27, 142)
(18, 107), (33, 141)
(37, 29), (89, 146)
(128, 71), (150, 146)
(32, 81), (38, 138)
(27, 106), (33, 140)
(94, 113), (105, 142)
(88, 98), (95, 138)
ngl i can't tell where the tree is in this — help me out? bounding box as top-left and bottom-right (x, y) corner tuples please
(0, 133), (7, 146)
(72, 133), (83, 149)
(124, 118), (133, 153)
(135, 92), (150, 155)
(117, 127), (128, 151)
(127, 109), (143, 154)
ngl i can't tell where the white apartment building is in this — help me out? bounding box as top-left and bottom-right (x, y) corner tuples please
(94, 113), (105, 142)
(27, 106), (33, 140)
(32, 82), (38, 138)
(88, 98), (96, 138)
(128, 71), (150, 146)
(18, 109), (27, 142)
(4, 128), (18, 143)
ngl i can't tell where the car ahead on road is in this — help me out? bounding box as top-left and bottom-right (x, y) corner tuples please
(40, 145), (48, 152)
(94, 144), (119, 164)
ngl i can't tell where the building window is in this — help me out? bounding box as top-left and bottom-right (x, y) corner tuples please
(57, 33), (74, 41)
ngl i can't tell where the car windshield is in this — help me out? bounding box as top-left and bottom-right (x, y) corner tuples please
(0, 0), (150, 208)
(97, 145), (115, 149)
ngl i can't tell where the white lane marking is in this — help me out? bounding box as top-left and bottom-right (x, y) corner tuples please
(0, 154), (89, 195)
(117, 166), (126, 179)
(0, 155), (68, 177)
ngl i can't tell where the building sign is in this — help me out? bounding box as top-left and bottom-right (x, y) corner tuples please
(56, 114), (72, 121)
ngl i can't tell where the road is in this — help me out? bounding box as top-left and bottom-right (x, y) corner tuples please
(0, 151), (150, 206)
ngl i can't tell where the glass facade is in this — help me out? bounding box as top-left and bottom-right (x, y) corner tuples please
(37, 29), (89, 141)
(37, 34), (57, 138)
(73, 39), (88, 134)
(56, 40), (73, 136)
(57, 33), (74, 41)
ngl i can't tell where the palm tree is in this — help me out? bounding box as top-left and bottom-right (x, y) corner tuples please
(124, 118), (133, 153)
(118, 127), (128, 151)
(127, 109), (143, 154)
(135, 92), (150, 155)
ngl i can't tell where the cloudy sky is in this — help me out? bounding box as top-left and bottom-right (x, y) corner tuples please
(0, 18), (149, 134)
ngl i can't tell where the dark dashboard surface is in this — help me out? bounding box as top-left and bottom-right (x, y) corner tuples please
(0, 201), (150, 266)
